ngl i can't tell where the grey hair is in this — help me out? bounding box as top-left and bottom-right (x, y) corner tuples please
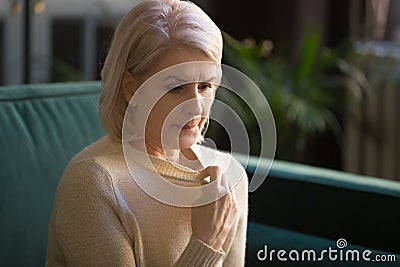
(99, 0), (223, 141)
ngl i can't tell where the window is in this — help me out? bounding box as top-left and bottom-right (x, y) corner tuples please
(0, 19), (3, 85)
(95, 24), (114, 80)
(51, 18), (84, 82)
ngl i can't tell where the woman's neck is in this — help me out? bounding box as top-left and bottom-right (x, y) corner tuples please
(130, 139), (203, 170)
(130, 139), (179, 162)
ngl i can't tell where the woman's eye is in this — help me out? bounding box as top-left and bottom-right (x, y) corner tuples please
(198, 83), (213, 92)
(168, 86), (183, 93)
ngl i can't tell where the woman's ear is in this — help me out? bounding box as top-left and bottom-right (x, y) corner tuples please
(121, 70), (135, 103)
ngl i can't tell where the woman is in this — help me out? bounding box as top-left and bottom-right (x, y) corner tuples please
(46, 0), (248, 266)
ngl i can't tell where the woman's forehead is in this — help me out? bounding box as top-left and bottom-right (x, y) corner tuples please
(138, 48), (220, 81)
(163, 74), (219, 84)
(157, 61), (222, 84)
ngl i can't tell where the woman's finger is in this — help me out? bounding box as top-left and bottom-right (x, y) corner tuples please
(197, 166), (222, 183)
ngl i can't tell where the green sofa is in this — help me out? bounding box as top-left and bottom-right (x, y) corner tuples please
(1, 81), (399, 266)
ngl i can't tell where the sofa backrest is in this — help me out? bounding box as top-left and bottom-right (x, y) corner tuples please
(1, 81), (399, 266)
(0, 82), (105, 266)
(236, 153), (400, 254)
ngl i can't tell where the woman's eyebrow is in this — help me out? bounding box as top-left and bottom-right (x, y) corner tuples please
(163, 75), (217, 83)
(163, 75), (187, 83)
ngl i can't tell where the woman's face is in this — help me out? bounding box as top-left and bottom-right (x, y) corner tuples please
(129, 48), (218, 152)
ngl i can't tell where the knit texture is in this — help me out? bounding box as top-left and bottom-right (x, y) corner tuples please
(148, 153), (203, 182)
(46, 136), (248, 267)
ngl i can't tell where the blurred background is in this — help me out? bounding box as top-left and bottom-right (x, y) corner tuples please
(1, 0), (399, 181)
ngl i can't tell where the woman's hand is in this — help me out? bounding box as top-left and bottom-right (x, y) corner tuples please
(191, 166), (238, 251)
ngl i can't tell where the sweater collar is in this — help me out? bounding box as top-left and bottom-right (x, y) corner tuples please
(124, 142), (205, 183)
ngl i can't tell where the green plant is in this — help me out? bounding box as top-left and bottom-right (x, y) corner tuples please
(51, 58), (83, 82)
(219, 29), (351, 161)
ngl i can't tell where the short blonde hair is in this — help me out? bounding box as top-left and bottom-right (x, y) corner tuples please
(99, 0), (223, 141)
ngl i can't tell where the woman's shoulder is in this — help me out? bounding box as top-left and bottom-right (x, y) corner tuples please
(69, 136), (122, 167)
(58, 136), (127, 196)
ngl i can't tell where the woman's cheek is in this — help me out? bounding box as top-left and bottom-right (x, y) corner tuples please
(202, 102), (213, 117)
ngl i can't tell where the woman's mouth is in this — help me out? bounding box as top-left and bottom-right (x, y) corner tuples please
(183, 126), (195, 130)
(181, 119), (201, 131)
(182, 123), (197, 130)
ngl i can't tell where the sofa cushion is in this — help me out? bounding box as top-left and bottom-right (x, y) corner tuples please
(234, 153), (400, 254)
(0, 82), (105, 266)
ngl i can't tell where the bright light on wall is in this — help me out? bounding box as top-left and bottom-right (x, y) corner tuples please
(11, 0), (22, 15)
(34, 1), (46, 14)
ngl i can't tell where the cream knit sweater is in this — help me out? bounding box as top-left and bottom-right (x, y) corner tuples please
(46, 136), (248, 267)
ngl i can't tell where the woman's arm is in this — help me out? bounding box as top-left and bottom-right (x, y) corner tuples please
(222, 168), (249, 267)
(46, 160), (137, 267)
(177, 162), (248, 267)
(173, 235), (225, 266)
(47, 158), (245, 267)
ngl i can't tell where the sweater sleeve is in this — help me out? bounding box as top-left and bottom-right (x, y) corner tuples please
(174, 235), (225, 266)
(174, 157), (249, 267)
(222, 166), (249, 267)
(46, 160), (137, 267)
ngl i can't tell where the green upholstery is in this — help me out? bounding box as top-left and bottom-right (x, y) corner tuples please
(0, 81), (399, 266)
(237, 153), (400, 255)
(0, 82), (105, 266)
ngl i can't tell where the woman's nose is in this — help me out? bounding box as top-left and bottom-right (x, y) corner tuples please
(183, 84), (202, 116)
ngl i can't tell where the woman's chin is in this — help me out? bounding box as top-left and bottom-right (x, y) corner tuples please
(178, 132), (199, 149)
